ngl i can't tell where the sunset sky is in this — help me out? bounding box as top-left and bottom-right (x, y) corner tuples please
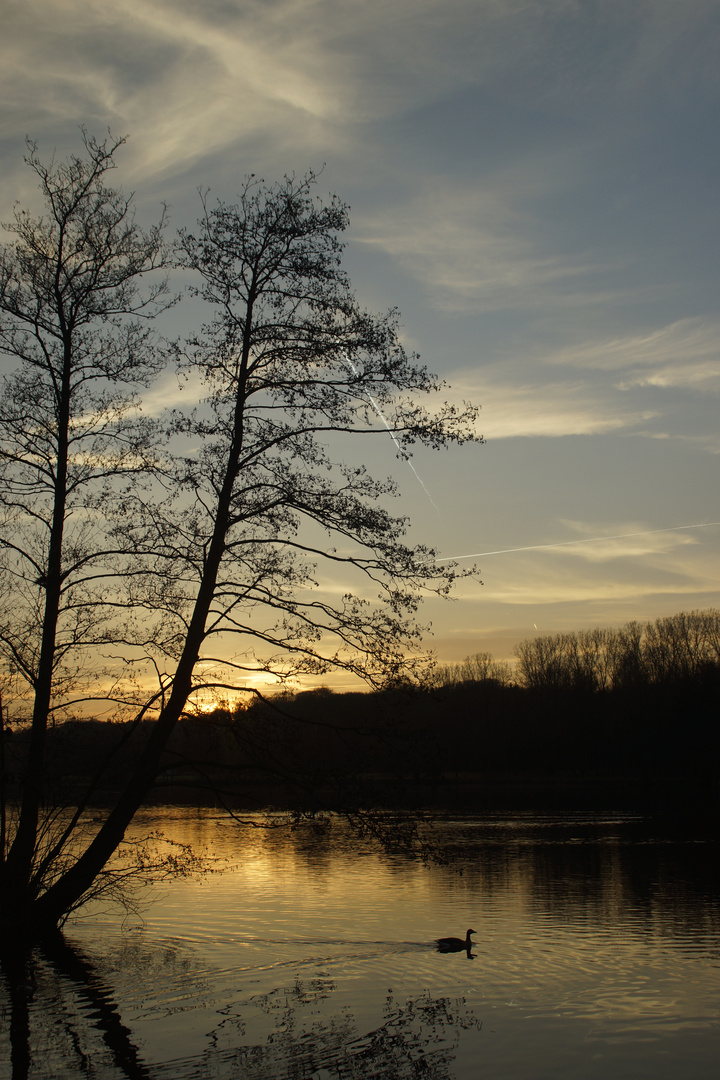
(1, 0), (719, 675)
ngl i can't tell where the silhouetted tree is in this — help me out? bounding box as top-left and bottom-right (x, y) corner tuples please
(514, 611), (720, 693)
(0, 150), (479, 933)
(429, 650), (513, 689)
(0, 130), (170, 922)
(643, 610), (720, 683)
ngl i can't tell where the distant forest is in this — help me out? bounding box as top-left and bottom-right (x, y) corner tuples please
(3, 609), (719, 818)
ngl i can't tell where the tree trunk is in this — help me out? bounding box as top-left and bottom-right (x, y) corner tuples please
(32, 428), (243, 929)
(5, 334), (72, 885)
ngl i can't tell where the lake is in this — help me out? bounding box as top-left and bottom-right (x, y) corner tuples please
(2, 808), (720, 1079)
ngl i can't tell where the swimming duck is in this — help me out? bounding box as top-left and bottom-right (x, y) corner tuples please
(435, 928), (476, 952)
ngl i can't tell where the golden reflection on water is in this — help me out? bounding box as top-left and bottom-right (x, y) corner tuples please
(108, 807), (720, 961)
(3, 809), (720, 1079)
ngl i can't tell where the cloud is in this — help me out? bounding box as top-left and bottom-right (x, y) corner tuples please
(0, 0), (564, 189)
(467, 530), (720, 606)
(354, 179), (623, 314)
(442, 368), (661, 439)
(548, 317), (720, 392)
(1, 0), (342, 194)
(439, 314), (720, 447)
(442, 520), (717, 567)
(477, 382), (658, 439)
(541, 520), (710, 562)
(137, 367), (207, 416)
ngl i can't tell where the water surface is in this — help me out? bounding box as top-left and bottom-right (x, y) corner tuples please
(2, 809), (719, 1079)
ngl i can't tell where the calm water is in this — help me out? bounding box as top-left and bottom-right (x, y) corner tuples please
(2, 809), (720, 1079)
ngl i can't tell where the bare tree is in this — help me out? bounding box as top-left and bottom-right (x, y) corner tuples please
(642, 610), (720, 683)
(513, 612), (720, 693)
(429, 651), (513, 688)
(1, 168), (479, 933)
(0, 130), (171, 925)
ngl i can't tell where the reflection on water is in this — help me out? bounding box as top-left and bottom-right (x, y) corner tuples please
(1, 935), (152, 1080)
(2, 811), (720, 1079)
(147, 982), (479, 1080)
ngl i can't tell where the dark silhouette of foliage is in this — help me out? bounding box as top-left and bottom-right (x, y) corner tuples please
(5, 607), (716, 823)
(514, 609), (720, 692)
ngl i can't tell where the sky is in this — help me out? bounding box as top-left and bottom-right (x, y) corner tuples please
(1, 0), (719, 679)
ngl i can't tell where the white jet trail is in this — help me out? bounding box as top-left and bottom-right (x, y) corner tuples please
(343, 357), (441, 516)
(437, 521), (720, 562)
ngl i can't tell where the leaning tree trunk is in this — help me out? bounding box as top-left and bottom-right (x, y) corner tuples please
(30, 518), (227, 930)
(31, 379), (250, 931)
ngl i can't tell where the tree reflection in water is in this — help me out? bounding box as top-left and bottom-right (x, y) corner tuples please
(1, 942), (33, 1080)
(1, 939), (479, 1080)
(153, 977), (479, 1080)
(1, 936), (151, 1080)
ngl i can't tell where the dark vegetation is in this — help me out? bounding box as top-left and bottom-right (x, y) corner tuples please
(4, 609), (718, 819)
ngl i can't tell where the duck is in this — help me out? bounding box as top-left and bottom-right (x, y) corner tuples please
(435, 928), (476, 952)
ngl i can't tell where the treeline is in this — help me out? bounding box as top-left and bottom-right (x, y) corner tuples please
(418, 609), (720, 814)
(433, 609), (720, 692)
(3, 610), (719, 816)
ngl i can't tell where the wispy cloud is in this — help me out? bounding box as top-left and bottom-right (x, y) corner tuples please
(0, 0), (561, 187)
(441, 315), (720, 445)
(476, 382), (658, 439)
(548, 317), (720, 392)
(354, 180), (623, 314)
(526, 519), (715, 563)
(469, 528), (720, 606)
(442, 368), (661, 440)
(442, 520), (719, 566)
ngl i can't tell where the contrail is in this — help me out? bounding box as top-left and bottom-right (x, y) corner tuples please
(437, 521), (720, 562)
(343, 357), (441, 516)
